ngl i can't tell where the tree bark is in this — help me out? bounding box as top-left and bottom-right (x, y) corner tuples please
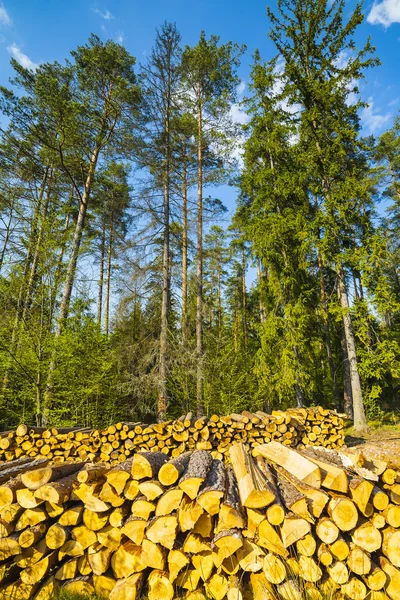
(22, 169), (54, 323)
(43, 147), (100, 424)
(196, 93), (204, 417)
(49, 212), (71, 327)
(257, 258), (266, 324)
(340, 322), (353, 420)
(158, 58), (172, 423)
(97, 220), (106, 328)
(0, 195), (15, 274)
(294, 346), (305, 408)
(181, 152), (188, 347)
(337, 267), (367, 431)
(241, 245), (248, 348)
(104, 218), (113, 338)
(317, 250), (340, 411)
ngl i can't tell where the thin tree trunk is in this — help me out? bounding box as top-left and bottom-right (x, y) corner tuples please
(181, 155), (188, 347)
(241, 245), (248, 348)
(21, 169), (54, 323)
(217, 264), (222, 334)
(337, 267), (367, 431)
(294, 345), (305, 407)
(196, 94), (204, 417)
(104, 221), (113, 338)
(97, 220), (106, 327)
(317, 250), (340, 411)
(43, 147), (100, 424)
(159, 174), (170, 412)
(352, 270), (359, 300)
(158, 59), (172, 422)
(49, 212), (71, 327)
(341, 322), (353, 419)
(0, 196), (15, 274)
(3, 168), (49, 389)
(234, 300), (239, 353)
(257, 258), (266, 324)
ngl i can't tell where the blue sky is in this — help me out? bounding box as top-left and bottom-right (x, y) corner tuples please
(0, 0), (399, 221)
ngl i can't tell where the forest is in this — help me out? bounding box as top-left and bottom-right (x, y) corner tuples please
(0, 0), (399, 435)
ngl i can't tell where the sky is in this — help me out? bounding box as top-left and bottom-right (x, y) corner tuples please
(0, 0), (399, 221)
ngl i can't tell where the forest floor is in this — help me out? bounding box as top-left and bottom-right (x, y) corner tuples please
(345, 420), (400, 456)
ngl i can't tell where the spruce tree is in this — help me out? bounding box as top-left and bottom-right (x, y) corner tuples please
(266, 0), (378, 432)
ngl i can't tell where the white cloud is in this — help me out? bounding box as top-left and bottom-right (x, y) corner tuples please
(237, 81), (246, 96)
(368, 0), (400, 27)
(335, 50), (350, 70)
(7, 43), (39, 70)
(0, 3), (11, 26)
(94, 8), (113, 20)
(361, 97), (391, 133)
(115, 31), (124, 44)
(230, 102), (248, 126)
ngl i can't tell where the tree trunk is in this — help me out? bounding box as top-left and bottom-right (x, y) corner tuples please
(317, 250), (340, 411)
(294, 346), (305, 408)
(181, 154), (188, 347)
(43, 148), (100, 425)
(158, 61), (172, 423)
(217, 263), (222, 334)
(3, 168), (49, 389)
(257, 258), (266, 324)
(97, 220), (106, 328)
(0, 195), (15, 274)
(104, 218), (113, 338)
(22, 169), (54, 323)
(241, 246), (248, 348)
(337, 267), (367, 432)
(49, 212), (71, 327)
(158, 178), (169, 422)
(341, 323), (353, 420)
(196, 94), (204, 417)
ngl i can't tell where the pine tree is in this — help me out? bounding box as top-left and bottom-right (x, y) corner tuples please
(181, 32), (244, 415)
(139, 22), (182, 421)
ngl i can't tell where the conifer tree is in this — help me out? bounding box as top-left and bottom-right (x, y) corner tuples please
(139, 22), (182, 421)
(181, 32), (244, 415)
(266, 0), (378, 431)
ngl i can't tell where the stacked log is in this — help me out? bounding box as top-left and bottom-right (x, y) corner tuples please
(0, 407), (344, 465)
(0, 439), (399, 599)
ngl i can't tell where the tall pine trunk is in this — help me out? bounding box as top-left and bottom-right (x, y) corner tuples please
(0, 196), (15, 274)
(97, 220), (106, 327)
(196, 94), (204, 417)
(241, 245), (248, 348)
(181, 155), (188, 347)
(337, 267), (367, 431)
(43, 148), (100, 424)
(158, 177), (169, 421)
(158, 58), (172, 422)
(22, 169), (54, 323)
(49, 212), (71, 327)
(104, 219), (113, 338)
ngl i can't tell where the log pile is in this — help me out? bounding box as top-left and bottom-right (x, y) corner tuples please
(0, 407), (344, 464)
(0, 439), (399, 599)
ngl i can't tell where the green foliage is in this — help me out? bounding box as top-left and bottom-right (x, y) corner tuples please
(0, 14), (399, 430)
